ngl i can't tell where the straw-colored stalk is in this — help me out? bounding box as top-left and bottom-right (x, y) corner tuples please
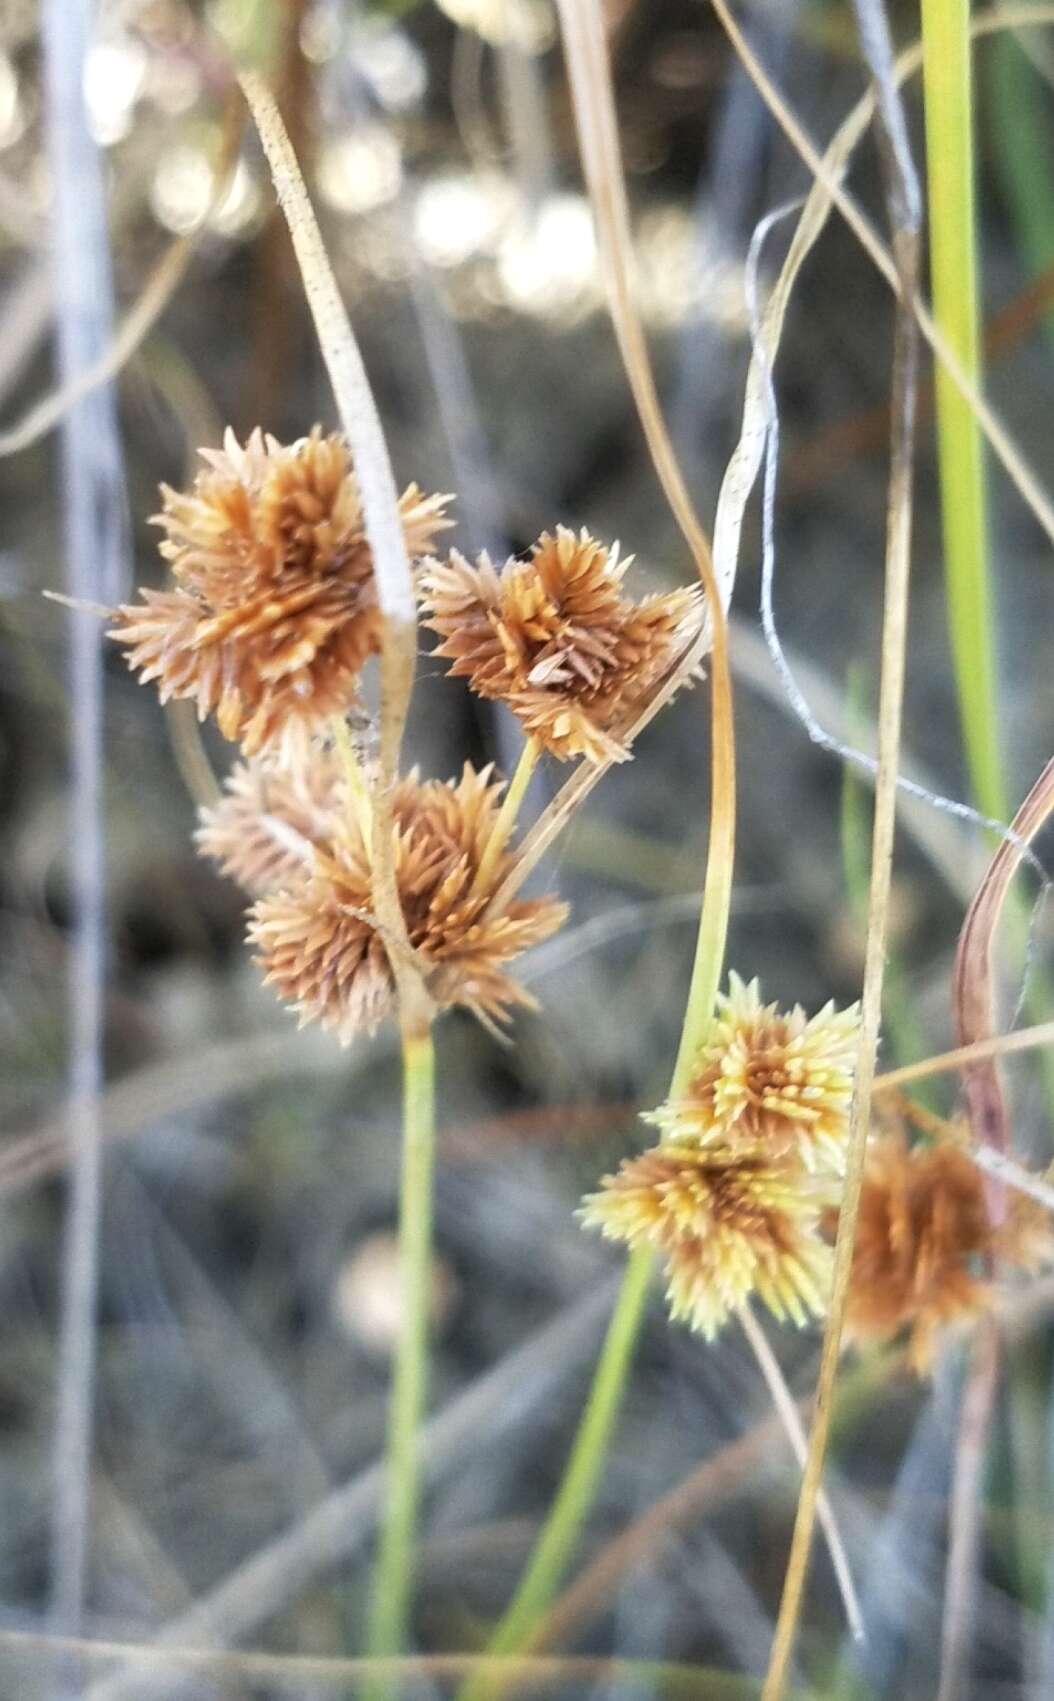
(457, 3), (737, 1693)
(240, 75), (436, 1690)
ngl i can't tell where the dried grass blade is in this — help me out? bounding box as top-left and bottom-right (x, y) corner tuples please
(874, 1018), (1054, 1094)
(952, 755), (1054, 1156)
(82, 1287), (620, 1701)
(709, 0), (1054, 551)
(239, 72), (430, 1028)
(937, 1318), (1001, 1701)
(738, 1306), (863, 1643)
(762, 0), (921, 1688)
(553, 0), (735, 1088)
(0, 97), (243, 461)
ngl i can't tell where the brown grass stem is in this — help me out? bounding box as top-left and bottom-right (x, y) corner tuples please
(0, 1628), (808, 1698)
(239, 69), (431, 1035)
(332, 715), (375, 847)
(760, 0), (921, 1685)
(937, 1317), (1002, 1701)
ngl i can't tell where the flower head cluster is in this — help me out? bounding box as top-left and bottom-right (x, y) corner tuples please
(583, 975), (861, 1337)
(647, 973), (861, 1173)
(419, 526), (704, 763)
(110, 428), (450, 755)
(200, 748), (567, 1042)
(843, 1132), (1054, 1373)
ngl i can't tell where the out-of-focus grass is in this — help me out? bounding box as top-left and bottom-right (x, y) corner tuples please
(921, 0), (1004, 823)
(989, 36), (1054, 354)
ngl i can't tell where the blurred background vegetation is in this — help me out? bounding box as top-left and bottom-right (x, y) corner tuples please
(3, 0), (1054, 1695)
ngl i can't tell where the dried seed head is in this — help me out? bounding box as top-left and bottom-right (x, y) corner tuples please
(581, 1144), (833, 1338)
(249, 761), (567, 1042)
(196, 747), (345, 896)
(844, 1135), (996, 1373)
(110, 428), (451, 755)
(647, 973), (861, 1174)
(419, 525), (704, 763)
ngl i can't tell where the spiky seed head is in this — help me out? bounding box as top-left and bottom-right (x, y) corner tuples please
(249, 762), (567, 1043)
(110, 428), (451, 756)
(647, 972), (861, 1174)
(196, 746), (346, 897)
(419, 525), (705, 763)
(581, 1144), (834, 1339)
(844, 1135), (994, 1373)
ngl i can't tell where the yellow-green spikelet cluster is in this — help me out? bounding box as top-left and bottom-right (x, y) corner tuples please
(581, 974), (860, 1338)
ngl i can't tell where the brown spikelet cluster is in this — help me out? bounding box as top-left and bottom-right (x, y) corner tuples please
(419, 526), (704, 762)
(583, 976), (861, 1336)
(844, 1133), (1054, 1373)
(110, 429), (450, 755)
(196, 748), (344, 896)
(647, 972), (861, 1174)
(242, 757), (567, 1042)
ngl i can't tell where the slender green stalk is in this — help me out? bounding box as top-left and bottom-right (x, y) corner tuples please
(922, 0), (1005, 823)
(454, 3), (737, 1688)
(458, 1245), (653, 1701)
(473, 735), (542, 896)
(363, 1028), (436, 1701)
(458, 675), (736, 1701)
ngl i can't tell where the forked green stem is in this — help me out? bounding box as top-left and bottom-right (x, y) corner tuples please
(921, 0), (1004, 823)
(472, 736), (542, 897)
(363, 1028), (436, 1700)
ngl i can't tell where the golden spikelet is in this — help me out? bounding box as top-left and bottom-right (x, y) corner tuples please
(196, 747), (345, 896)
(110, 428), (450, 756)
(249, 761), (567, 1042)
(581, 1144), (834, 1338)
(419, 525), (704, 762)
(647, 973), (861, 1174)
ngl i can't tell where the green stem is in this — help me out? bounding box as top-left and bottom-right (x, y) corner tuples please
(458, 1246), (654, 1701)
(363, 1028), (436, 1700)
(473, 736), (542, 897)
(989, 35), (1054, 356)
(922, 0), (1005, 823)
(458, 675), (736, 1701)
